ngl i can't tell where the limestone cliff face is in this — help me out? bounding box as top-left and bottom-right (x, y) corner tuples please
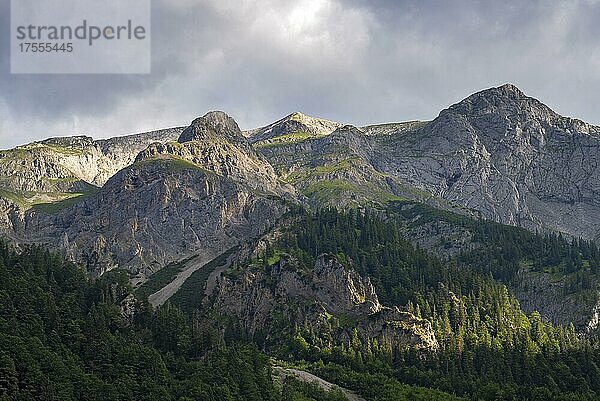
(587, 295), (600, 334)
(256, 125), (410, 208)
(212, 253), (438, 351)
(240, 86), (600, 331)
(14, 159), (285, 278)
(373, 84), (600, 242)
(180, 111), (249, 146)
(248, 85), (600, 244)
(511, 268), (599, 331)
(0, 128), (184, 232)
(0, 127), (185, 248)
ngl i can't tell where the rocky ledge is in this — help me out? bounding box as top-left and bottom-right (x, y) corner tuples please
(211, 253), (438, 351)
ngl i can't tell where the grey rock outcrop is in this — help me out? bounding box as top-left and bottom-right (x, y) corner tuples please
(212, 253), (438, 350)
(179, 111), (248, 146)
(137, 112), (280, 192)
(511, 268), (599, 331)
(247, 85), (600, 243)
(256, 124), (411, 208)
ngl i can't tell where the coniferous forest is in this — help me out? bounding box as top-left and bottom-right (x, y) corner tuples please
(267, 208), (600, 400)
(2, 205), (600, 400)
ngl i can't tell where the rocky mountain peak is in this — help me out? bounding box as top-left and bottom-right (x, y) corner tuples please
(135, 111), (279, 192)
(246, 111), (341, 144)
(494, 83), (525, 95)
(178, 111), (245, 144)
(286, 111), (334, 128)
(288, 111), (309, 121)
(444, 83), (558, 123)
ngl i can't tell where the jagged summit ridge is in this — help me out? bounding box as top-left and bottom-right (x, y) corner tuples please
(40, 135), (95, 148)
(2, 85), (600, 335)
(373, 84), (600, 241)
(0, 126), (183, 203)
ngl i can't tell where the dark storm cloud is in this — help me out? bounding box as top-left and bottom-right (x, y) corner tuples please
(0, 2), (149, 122)
(1, 0), (599, 148)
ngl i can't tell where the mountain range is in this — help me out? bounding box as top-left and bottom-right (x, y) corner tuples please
(3, 84), (600, 400)
(1, 84), (600, 329)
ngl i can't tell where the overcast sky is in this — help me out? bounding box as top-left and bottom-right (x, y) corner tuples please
(1, 0), (599, 148)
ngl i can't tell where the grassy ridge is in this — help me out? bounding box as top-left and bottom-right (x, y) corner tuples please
(0, 187), (95, 210)
(254, 131), (325, 149)
(32, 185), (100, 213)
